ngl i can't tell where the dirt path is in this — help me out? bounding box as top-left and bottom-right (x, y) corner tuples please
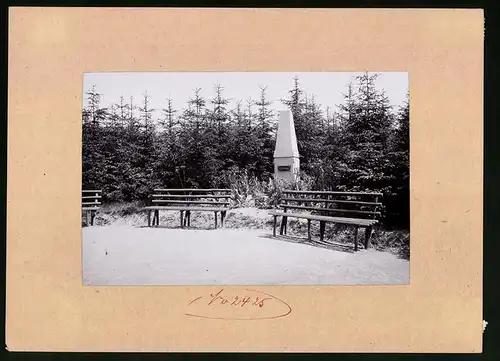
(83, 226), (409, 286)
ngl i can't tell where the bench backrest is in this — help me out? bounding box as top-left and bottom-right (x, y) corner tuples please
(150, 189), (233, 208)
(82, 189), (102, 209)
(279, 190), (383, 220)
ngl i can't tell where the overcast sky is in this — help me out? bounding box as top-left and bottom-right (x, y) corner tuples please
(83, 72), (408, 117)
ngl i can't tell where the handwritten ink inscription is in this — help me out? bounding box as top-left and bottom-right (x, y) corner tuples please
(186, 288), (292, 320)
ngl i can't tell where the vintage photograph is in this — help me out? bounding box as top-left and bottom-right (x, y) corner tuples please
(81, 71), (410, 286)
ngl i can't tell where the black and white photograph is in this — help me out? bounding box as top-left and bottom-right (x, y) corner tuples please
(81, 71), (410, 286)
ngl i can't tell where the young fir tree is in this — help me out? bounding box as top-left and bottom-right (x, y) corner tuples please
(281, 76), (306, 161)
(254, 86), (275, 178)
(83, 85), (108, 125)
(337, 72), (395, 193)
(301, 94), (328, 187)
(139, 91), (155, 132)
(188, 88), (206, 130)
(82, 85), (107, 191)
(153, 98), (180, 188)
(128, 91), (159, 200)
(231, 100), (245, 127)
(108, 104), (120, 128)
(281, 77), (325, 175)
(203, 84), (230, 186)
(385, 92), (410, 228)
(210, 84), (231, 133)
(116, 95), (129, 128)
(227, 100), (246, 168)
(245, 97), (254, 129)
(160, 98), (177, 135)
(226, 98), (259, 174)
(176, 88), (210, 187)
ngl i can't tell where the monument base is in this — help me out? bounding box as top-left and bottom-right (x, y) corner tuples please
(274, 156), (300, 182)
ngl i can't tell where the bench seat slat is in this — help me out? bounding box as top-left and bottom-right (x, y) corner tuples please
(269, 211), (377, 226)
(82, 195), (102, 199)
(281, 198), (382, 206)
(82, 201), (101, 206)
(151, 194), (230, 199)
(82, 190), (102, 193)
(152, 200), (230, 205)
(280, 204), (381, 216)
(82, 207), (100, 211)
(154, 189), (231, 193)
(283, 190), (383, 197)
(144, 206), (229, 212)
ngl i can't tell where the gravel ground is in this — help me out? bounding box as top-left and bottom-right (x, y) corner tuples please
(82, 225), (410, 286)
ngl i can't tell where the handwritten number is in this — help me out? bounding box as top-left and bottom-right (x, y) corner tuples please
(192, 290), (273, 309)
(259, 298), (271, 307)
(241, 296), (251, 307)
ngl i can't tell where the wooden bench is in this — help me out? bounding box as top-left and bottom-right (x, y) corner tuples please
(144, 189), (232, 229)
(82, 189), (102, 226)
(269, 190), (383, 251)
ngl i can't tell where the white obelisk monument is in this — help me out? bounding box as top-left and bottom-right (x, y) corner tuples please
(274, 110), (300, 181)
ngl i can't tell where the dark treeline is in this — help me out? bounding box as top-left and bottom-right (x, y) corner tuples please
(83, 72), (409, 228)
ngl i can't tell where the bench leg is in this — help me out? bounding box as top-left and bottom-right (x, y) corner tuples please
(273, 215), (277, 237)
(220, 211), (225, 228)
(155, 210), (159, 227)
(214, 211), (218, 229)
(147, 210), (151, 227)
(307, 219), (312, 241)
(354, 227), (359, 252)
(364, 225), (373, 249)
(183, 211), (188, 228)
(187, 211), (191, 227)
(319, 221), (326, 242)
(90, 210), (96, 226)
(180, 211), (184, 228)
(280, 216), (287, 235)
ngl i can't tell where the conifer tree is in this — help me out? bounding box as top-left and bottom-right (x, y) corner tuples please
(82, 85), (107, 191)
(337, 72), (395, 192)
(160, 98), (177, 135)
(254, 86), (275, 177)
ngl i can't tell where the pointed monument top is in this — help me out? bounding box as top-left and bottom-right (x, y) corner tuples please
(274, 110), (299, 158)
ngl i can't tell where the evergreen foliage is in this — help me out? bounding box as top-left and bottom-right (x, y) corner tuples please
(82, 72), (410, 228)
